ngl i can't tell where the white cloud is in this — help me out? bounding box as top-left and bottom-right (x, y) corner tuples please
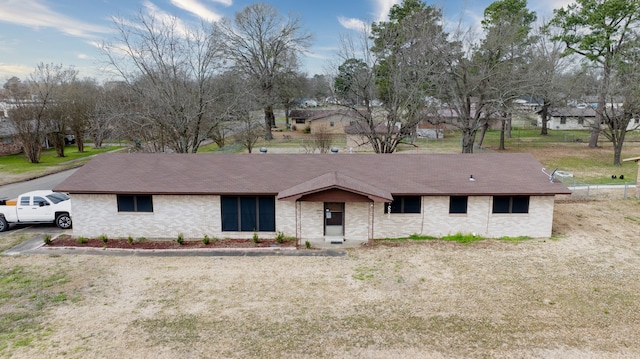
(209, 0), (233, 6)
(373, 0), (400, 22)
(170, 0), (224, 22)
(0, 0), (110, 38)
(338, 16), (368, 32)
(143, 1), (191, 38)
(0, 63), (34, 80)
(76, 53), (91, 60)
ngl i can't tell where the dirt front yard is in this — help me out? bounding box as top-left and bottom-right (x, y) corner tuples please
(2, 197), (640, 358)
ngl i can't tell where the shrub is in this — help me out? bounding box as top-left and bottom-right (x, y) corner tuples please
(305, 240), (311, 249)
(43, 234), (52, 245)
(98, 234), (108, 243)
(77, 236), (88, 244)
(253, 231), (259, 244)
(275, 231), (285, 243)
(303, 126), (311, 134)
(202, 235), (210, 245)
(128, 236), (134, 245)
(137, 237), (147, 242)
(177, 233), (184, 245)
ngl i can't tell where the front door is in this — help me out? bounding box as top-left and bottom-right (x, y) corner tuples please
(324, 202), (344, 237)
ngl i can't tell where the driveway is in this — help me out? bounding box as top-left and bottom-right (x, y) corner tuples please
(0, 168), (78, 199)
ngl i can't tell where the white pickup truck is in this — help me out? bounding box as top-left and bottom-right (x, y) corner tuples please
(0, 190), (72, 232)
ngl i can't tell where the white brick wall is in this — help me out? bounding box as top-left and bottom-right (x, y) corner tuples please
(71, 194), (556, 240)
(344, 202), (370, 240)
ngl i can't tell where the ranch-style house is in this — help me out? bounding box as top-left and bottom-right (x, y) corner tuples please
(54, 153), (571, 245)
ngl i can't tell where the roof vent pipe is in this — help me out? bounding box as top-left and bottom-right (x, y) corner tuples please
(469, 175), (475, 181)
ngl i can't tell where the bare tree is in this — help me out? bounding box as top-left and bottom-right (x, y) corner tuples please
(306, 124), (335, 154)
(101, 10), (226, 153)
(525, 22), (572, 136)
(7, 63), (75, 162)
(431, 24), (492, 153)
(218, 3), (312, 140)
(65, 78), (100, 152)
(46, 66), (79, 157)
(235, 115), (264, 153)
(89, 81), (134, 149)
(332, 0), (449, 153)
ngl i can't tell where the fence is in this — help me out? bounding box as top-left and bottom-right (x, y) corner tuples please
(562, 178), (638, 200)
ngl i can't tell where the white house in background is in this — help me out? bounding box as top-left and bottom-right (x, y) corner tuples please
(538, 107), (640, 131)
(538, 107), (598, 130)
(54, 153), (571, 246)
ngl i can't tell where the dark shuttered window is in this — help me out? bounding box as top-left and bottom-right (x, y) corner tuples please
(221, 196), (275, 232)
(384, 196), (421, 214)
(492, 196), (529, 214)
(117, 195), (153, 212)
(449, 196), (468, 214)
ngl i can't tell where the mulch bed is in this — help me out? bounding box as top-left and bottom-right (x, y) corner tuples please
(47, 234), (297, 250)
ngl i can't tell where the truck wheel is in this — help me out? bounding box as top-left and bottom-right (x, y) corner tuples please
(0, 216), (7, 232)
(56, 213), (72, 229)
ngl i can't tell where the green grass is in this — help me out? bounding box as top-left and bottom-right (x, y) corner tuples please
(0, 265), (77, 355)
(0, 145), (122, 174)
(379, 234), (436, 242)
(497, 235), (532, 242)
(379, 233), (532, 244)
(441, 232), (485, 244)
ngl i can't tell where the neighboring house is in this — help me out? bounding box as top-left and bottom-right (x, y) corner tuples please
(289, 109), (334, 131)
(540, 107), (640, 131)
(538, 107), (597, 130)
(579, 96), (624, 109)
(418, 109), (503, 132)
(54, 153), (570, 245)
(307, 109), (358, 135)
(0, 119), (21, 156)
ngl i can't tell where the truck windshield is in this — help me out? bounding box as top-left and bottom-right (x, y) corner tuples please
(46, 192), (70, 204)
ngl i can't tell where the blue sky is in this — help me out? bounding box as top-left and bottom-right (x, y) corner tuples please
(0, 0), (572, 83)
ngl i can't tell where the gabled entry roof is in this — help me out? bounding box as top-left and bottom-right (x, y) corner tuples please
(277, 171), (393, 202)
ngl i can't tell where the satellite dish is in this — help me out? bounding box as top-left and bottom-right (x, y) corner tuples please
(541, 167), (558, 183)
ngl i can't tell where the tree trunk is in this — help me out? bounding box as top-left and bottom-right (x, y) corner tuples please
(284, 104), (291, 129)
(461, 129), (476, 153)
(52, 133), (65, 158)
(263, 106), (274, 140)
(476, 121), (489, 149)
(588, 124), (600, 148)
(505, 116), (511, 139)
(540, 102), (549, 135)
(611, 116), (630, 166)
(590, 62), (611, 148)
(498, 119), (506, 150)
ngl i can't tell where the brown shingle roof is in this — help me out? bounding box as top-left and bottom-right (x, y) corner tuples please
(54, 153), (571, 196)
(547, 107), (597, 117)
